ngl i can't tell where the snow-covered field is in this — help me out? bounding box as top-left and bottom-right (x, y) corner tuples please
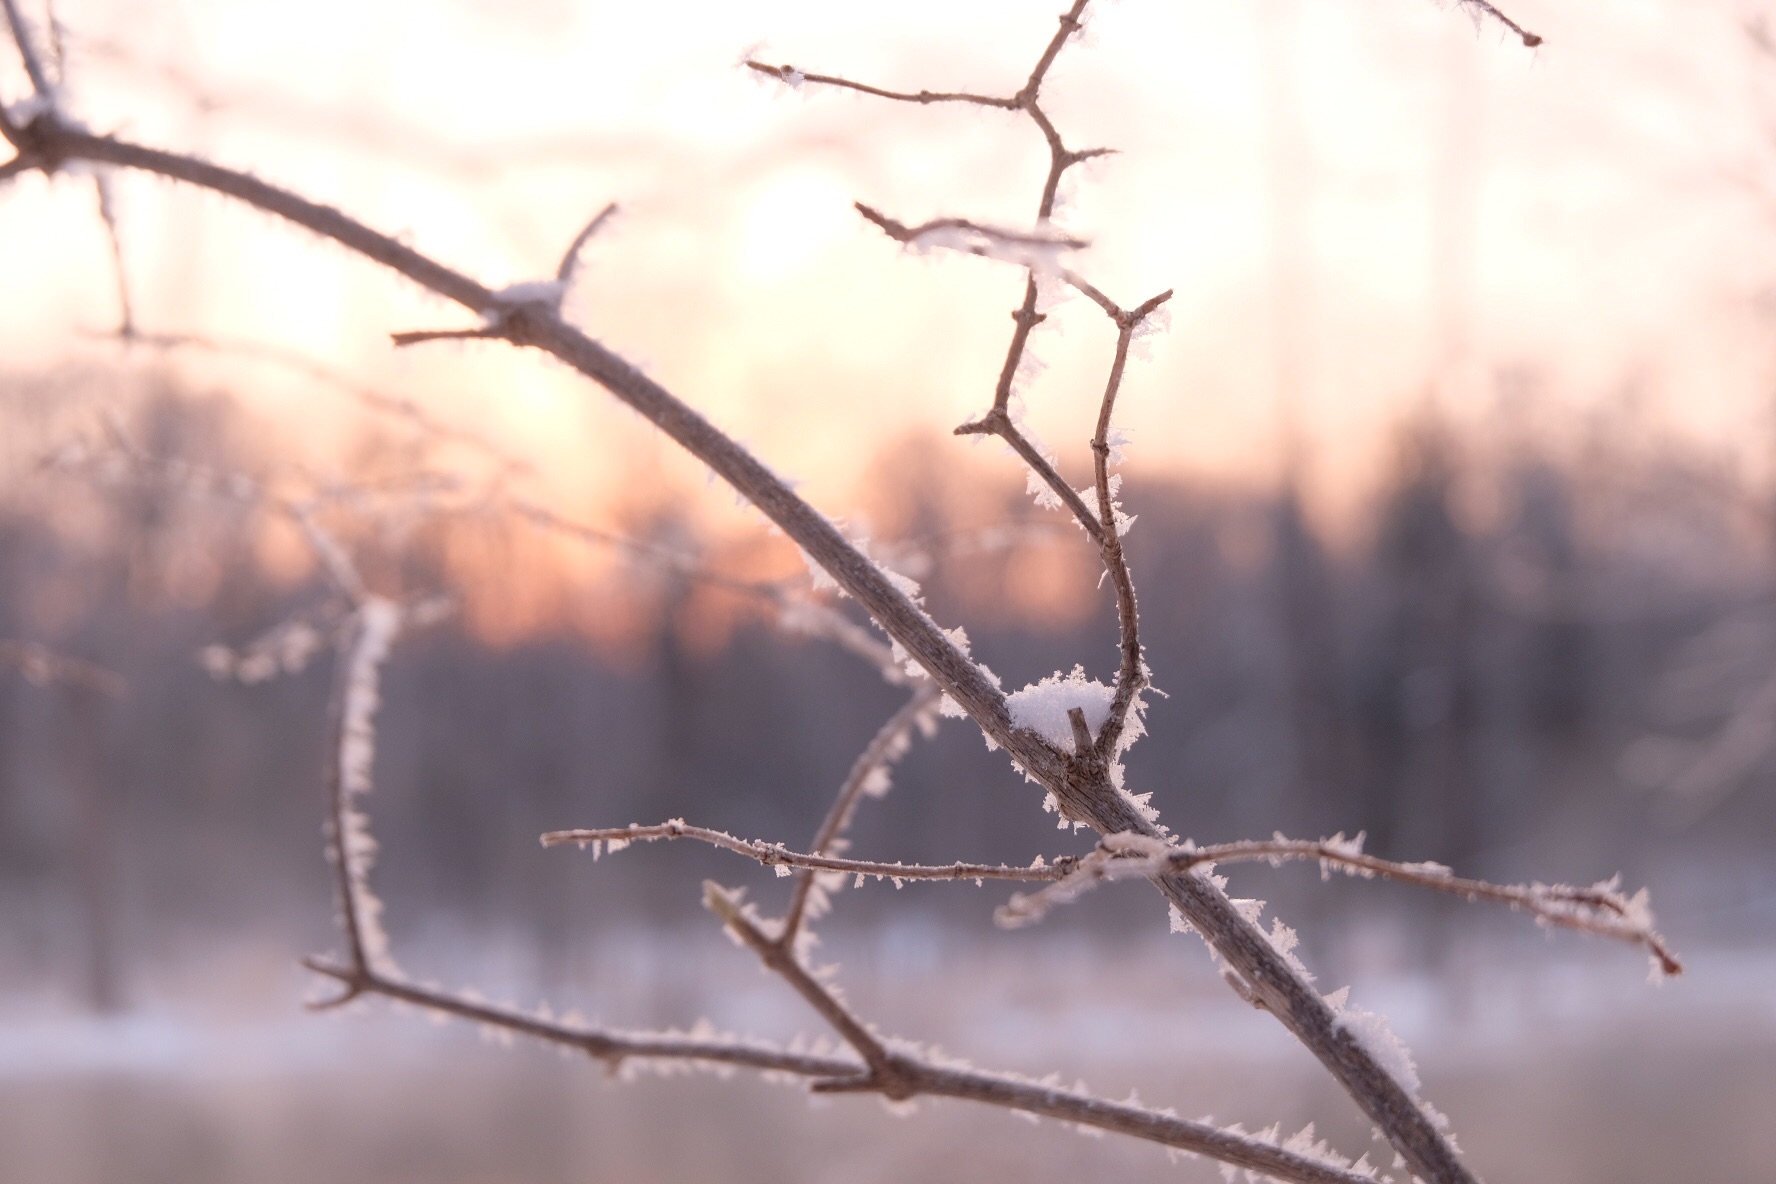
(4, 927), (1772, 1183)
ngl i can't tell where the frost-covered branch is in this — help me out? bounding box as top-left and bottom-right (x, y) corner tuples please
(818, 9), (1165, 766)
(852, 203), (1088, 270)
(555, 200), (618, 287)
(300, 938), (1379, 1184)
(996, 833), (1682, 976)
(92, 173), (134, 337)
(702, 880), (1380, 1184)
(300, 955), (867, 1077)
(2, 0), (55, 99)
(543, 818), (1681, 976)
(540, 817), (1058, 884)
(1457, 0), (1542, 48)
(778, 682), (944, 947)
(4, 4), (1564, 1179)
(745, 60), (1012, 110)
(1085, 289), (1170, 757)
(312, 597), (406, 996)
(0, 639), (125, 696)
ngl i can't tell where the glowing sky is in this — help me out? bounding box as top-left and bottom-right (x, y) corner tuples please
(4, 0), (1774, 536)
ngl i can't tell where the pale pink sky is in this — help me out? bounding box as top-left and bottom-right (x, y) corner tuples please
(3, 0), (1773, 537)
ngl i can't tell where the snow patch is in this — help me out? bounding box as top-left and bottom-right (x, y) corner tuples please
(1006, 666), (1114, 749)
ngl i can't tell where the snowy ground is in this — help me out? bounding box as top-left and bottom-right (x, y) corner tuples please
(4, 928), (1773, 1184)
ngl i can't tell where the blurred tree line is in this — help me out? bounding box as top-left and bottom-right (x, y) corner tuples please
(2, 376), (1773, 1012)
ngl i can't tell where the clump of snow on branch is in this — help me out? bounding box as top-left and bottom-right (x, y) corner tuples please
(480, 280), (568, 325)
(1007, 666), (1114, 749)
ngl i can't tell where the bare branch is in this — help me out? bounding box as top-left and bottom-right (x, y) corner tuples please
(11, 15), (1564, 1170)
(303, 945), (1378, 1184)
(997, 833), (1682, 976)
(91, 173), (134, 337)
(555, 200), (618, 286)
(1020, 0), (1091, 103)
(0, 639), (125, 696)
(315, 598), (404, 995)
(286, 501), (370, 603)
(2, 0), (55, 98)
(389, 326), (505, 347)
(745, 60), (1012, 110)
(854, 202), (1088, 267)
(956, 405), (1107, 542)
(1459, 0), (1542, 48)
(706, 878), (1378, 1184)
(541, 818), (1057, 884)
(1088, 290), (1172, 758)
(302, 955), (865, 1077)
(705, 882), (895, 1074)
(779, 683), (944, 945)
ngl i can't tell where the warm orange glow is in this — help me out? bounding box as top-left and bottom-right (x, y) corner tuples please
(5, 0), (1773, 642)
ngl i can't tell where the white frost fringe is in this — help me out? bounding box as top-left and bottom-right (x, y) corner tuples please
(336, 597), (403, 975)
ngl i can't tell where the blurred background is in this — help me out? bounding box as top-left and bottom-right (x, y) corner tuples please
(2, 0), (1774, 1180)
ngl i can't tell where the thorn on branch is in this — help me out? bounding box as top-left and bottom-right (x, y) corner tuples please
(300, 956), (368, 1009)
(390, 326), (506, 348)
(808, 1073), (881, 1094)
(1222, 968), (1266, 1011)
(1067, 706), (1094, 755)
(556, 200), (618, 286)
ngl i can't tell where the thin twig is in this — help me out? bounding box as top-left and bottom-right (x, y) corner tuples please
(541, 819), (1680, 972)
(778, 683), (943, 947)
(301, 948), (1375, 1184)
(746, 60), (1012, 110)
(92, 174), (135, 337)
(556, 200), (617, 286)
(704, 879), (1377, 1184)
(1460, 0), (1542, 48)
(704, 882), (895, 1074)
(1089, 290), (1171, 758)
(2, 0), (54, 97)
(541, 817), (1053, 884)
(301, 955), (864, 1076)
(956, 403), (1107, 543)
(389, 326), (505, 347)
(853, 203), (1089, 258)
(996, 833), (1682, 975)
(312, 597), (404, 1002)
(0, 639), (125, 696)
